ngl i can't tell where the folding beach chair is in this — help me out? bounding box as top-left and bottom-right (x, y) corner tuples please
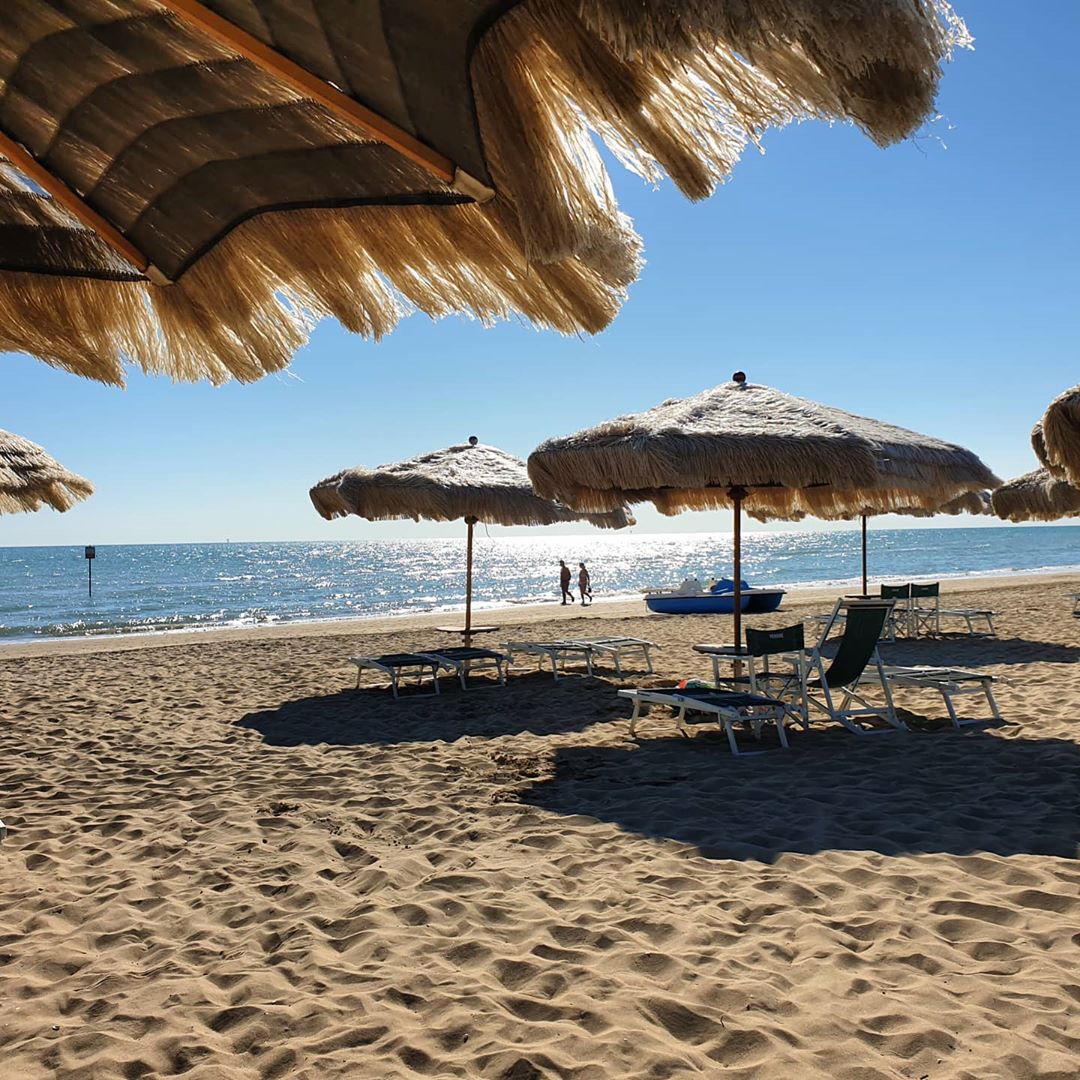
(879, 584), (913, 640)
(417, 647), (507, 690)
(695, 624), (811, 728)
(618, 686), (790, 756)
(795, 600), (904, 734)
(350, 653), (443, 699)
(878, 665), (1003, 728)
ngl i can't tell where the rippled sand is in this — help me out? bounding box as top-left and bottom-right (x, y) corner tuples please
(2, 576), (1079, 1079)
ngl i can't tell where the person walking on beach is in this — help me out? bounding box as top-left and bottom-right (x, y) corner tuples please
(578, 562), (592, 606)
(559, 560), (574, 605)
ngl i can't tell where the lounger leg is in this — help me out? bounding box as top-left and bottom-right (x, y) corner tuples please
(724, 717), (741, 756)
(985, 683), (1003, 722)
(644, 647), (654, 675)
(676, 705), (691, 738)
(942, 689), (961, 730)
(390, 671), (399, 700)
(628, 699), (645, 737)
(613, 653), (622, 679)
(497, 659), (506, 686)
(775, 712), (790, 749)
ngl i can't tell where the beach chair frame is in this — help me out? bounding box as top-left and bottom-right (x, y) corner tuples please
(350, 654), (442, 699)
(566, 637), (655, 677)
(417, 648), (508, 690)
(798, 600), (904, 734)
(880, 665), (1003, 728)
(502, 640), (594, 680)
(619, 687), (790, 756)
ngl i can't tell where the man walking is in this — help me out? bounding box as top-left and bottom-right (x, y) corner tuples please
(558, 560), (574, 605)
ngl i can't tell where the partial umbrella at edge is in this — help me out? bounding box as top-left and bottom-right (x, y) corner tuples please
(528, 374), (999, 647)
(0, 429), (93, 515)
(311, 439), (632, 643)
(1038, 387), (1080, 488)
(0, 1), (967, 385)
(991, 469), (1080, 523)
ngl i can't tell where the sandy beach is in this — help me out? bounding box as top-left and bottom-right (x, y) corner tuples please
(2, 574), (1079, 1079)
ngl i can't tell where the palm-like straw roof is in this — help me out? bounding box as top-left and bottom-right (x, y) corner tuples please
(1038, 387), (1080, 487)
(0, 1), (967, 385)
(0, 429), (93, 515)
(991, 469), (1080, 523)
(311, 440), (633, 529)
(528, 376), (1000, 517)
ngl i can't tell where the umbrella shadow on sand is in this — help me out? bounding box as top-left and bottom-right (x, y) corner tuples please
(518, 725), (1080, 861)
(876, 637), (1080, 668)
(238, 673), (619, 747)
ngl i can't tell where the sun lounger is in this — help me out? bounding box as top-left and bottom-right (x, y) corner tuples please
(417, 647), (507, 690)
(350, 653), (443, 698)
(566, 637), (655, 677)
(502, 640), (594, 679)
(618, 686), (790, 756)
(909, 583), (998, 638)
(878, 665), (1002, 728)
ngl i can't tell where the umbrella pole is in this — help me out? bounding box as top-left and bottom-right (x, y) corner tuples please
(464, 516), (477, 648)
(861, 514), (868, 596)
(729, 487), (747, 656)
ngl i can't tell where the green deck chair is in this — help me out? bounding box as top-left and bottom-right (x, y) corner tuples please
(802, 601), (904, 733)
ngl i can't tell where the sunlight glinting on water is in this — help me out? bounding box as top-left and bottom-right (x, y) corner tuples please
(2, 527), (1080, 641)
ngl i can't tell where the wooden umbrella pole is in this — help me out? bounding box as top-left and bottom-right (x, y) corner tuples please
(861, 514), (868, 596)
(730, 486), (747, 657)
(464, 517), (477, 648)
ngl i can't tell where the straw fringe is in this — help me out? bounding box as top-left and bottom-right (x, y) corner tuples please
(528, 378), (999, 519)
(992, 468), (1080, 523)
(1039, 386), (1080, 489)
(311, 443), (633, 530)
(0, 428), (93, 515)
(0, 0), (963, 384)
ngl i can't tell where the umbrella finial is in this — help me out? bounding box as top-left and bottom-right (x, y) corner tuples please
(468, 435), (479, 446)
(732, 371), (747, 386)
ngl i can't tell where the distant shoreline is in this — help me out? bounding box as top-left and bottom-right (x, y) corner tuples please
(2, 567), (1076, 660)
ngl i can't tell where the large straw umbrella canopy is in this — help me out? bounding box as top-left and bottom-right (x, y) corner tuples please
(0, 429), (93, 515)
(311, 438), (632, 642)
(528, 373), (999, 646)
(1037, 387), (1080, 487)
(991, 469), (1080, 523)
(0, 2), (967, 385)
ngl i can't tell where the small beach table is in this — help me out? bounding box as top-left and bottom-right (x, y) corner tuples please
(435, 624), (499, 639)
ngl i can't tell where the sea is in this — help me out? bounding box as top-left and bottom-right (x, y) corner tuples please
(2, 526), (1079, 644)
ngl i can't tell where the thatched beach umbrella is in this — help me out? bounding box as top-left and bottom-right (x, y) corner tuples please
(528, 373), (999, 647)
(0, 1), (967, 385)
(991, 469), (1080, 523)
(1037, 387), (1080, 487)
(0, 429), (93, 515)
(311, 438), (632, 643)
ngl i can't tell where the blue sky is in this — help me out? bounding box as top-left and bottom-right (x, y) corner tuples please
(4, 2), (1078, 545)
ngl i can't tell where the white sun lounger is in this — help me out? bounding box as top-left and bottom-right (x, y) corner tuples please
(417, 647), (507, 690)
(618, 687), (790, 756)
(502, 640), (594, 679)
(350, 653), (443, 699)
(502, 638), (656, 680)
(880, 665), (1003, 728)
(568, 637), (655, 677)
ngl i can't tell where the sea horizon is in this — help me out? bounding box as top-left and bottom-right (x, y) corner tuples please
(3, 525), (1080, 645)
